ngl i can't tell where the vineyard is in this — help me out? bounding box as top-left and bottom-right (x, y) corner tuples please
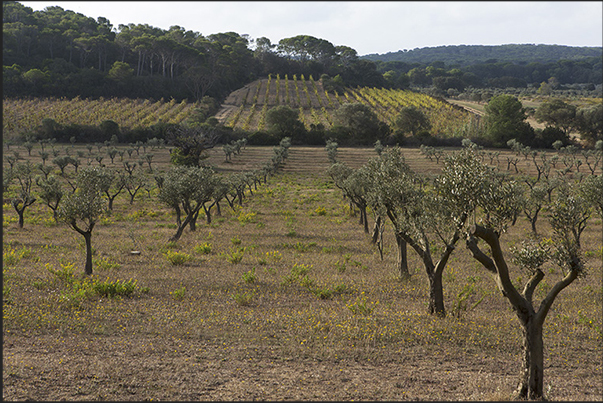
(2, 97), (200, 139)
(3, 75), (478, 141)
(218, 74), (477, 135)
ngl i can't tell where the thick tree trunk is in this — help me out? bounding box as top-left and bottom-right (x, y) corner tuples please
(170, 214), (193, 242)
(203, 204), (213, 225)
(189, 209), (200, 232)
(395, 232), (409, 278)
(530, 214), (538, 235)
(371, 215), (382, 244)
(428, 272), (446, 316)
(361, 207), (369, 234)
(170, 224), (186, 242)
(83, 231), (93, 275)
(17, 209), (25, 228)
(517, 319), (545, 399)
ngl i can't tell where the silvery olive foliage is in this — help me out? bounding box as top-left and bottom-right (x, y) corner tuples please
(510, 238), (552, 273)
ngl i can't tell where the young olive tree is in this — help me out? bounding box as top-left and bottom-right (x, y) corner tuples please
(124, 171), (146, 205)
(58, 167), (106, 275)
(203, 175), (230, 223)
(36, 174), (63, 222)
(363, 147), (416, 279)
(188, 171), (219, 230)
(365, 146), (476, 315)
(158, 166), (215, 241)
(327, 163), (371, 234)
(97, 166), (126, 211)
(462, 158), (591, 399)
(11, 162), (37, 228)
(580, 173), (603, 219)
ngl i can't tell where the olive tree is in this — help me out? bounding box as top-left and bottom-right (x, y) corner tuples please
(58, 167), (106, 275)
(36, 174), (63, 222)
(461, 157), (591, 399)
(364, 146), (475, 315)
(124, 171), (146, 205)
(363, 147), (415, 279)
(580, 173), (603, 219)
(203, 175), (230, 224)
(327, 162), (371, 234)
(97, 167), (126, 211)
(52, 155), (72, 175)
(11, 162), (37, 228)
(166, 124), (221, 167)
(158, 166), (216, 241)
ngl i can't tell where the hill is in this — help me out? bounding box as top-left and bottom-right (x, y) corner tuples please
(215, 75), (476, 137)
(361, 44), (603, 66)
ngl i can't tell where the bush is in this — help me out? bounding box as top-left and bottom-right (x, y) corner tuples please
(164, 250), (192, 265)
(93, 278), (137, 298)
(247, 130), (278, 145)
(535, 126), (570, 148)
(194, 242), (212, 255)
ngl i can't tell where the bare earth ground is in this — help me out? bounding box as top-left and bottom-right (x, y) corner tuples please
(3, 324), (600, 401)
(3, 145), (602, 401)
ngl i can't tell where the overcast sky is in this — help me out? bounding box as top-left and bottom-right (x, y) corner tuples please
(20, 1), (603, 55)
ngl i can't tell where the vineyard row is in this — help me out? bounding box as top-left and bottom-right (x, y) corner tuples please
(4, 75), (477, 138)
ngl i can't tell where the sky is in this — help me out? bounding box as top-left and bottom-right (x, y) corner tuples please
(19, 1), (603, 55)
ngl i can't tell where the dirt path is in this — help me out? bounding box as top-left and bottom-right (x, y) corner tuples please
(214, 105), (238, 124)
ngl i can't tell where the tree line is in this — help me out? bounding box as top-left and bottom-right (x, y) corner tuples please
(364, 44), (602, 66)
(3, 1), (384, 102)
(365, 44), (602, 96)
(5, 1), (601, 105)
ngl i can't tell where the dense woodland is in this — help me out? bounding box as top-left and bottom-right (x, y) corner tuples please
(4, 1), (602, 103)
(363, 44), (603, 65)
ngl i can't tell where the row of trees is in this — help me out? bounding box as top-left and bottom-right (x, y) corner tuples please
(251, 94), (602, 149)
(327, 142), (602, 399)
(3, 134), (293, 274)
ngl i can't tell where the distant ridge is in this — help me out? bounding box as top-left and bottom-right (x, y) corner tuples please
(361, 44), (603, 66)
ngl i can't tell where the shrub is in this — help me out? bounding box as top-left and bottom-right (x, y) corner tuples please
(94, 257), (121, 270)
(232, 290), (255, 306)
(223, 247), (245, 264)
(170, 286), (186, 300)
(241, 267), (257, 284)
(93, 278), (137, 298)
(164, 250), (192, 265)
(347, 293), (378, 316)
(194, 242), (212, 255)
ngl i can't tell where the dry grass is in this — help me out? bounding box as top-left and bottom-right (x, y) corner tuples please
(3, 144), (602, 401)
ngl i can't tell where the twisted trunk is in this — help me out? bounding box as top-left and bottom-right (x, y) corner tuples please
(394, 232), (409, 278)
(517, 318), (544, 399)
(82, 231), (93, 275)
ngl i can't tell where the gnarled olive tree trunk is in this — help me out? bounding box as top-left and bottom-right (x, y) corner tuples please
(394, 232), (409, 279)
(467, 224), (580, 399)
